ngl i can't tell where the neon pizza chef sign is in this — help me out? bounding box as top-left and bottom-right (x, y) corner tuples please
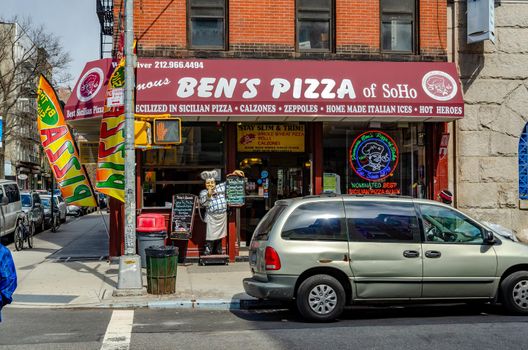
(349, 131), (399, 181)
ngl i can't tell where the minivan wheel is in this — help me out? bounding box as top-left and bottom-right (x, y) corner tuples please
(501, 271), (528, 314)
(296, 274), (345, 322)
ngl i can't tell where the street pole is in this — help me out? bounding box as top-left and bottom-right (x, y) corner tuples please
(115, 0), (143, 295)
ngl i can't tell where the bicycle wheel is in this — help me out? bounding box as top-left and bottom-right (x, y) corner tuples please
(27, 222), (34, 248)
(14, 225), (24, 251)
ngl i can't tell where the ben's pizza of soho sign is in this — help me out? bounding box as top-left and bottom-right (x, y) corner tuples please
(66, 59), (464, 120)
(133, 60), (464, 119)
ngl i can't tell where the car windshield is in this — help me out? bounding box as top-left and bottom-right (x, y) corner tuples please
(21, 194), (31, 207)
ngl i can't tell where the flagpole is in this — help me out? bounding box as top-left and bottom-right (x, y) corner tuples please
(115, 0), (143, 294)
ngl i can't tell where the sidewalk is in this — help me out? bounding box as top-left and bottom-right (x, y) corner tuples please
(7, 213), (261, 311)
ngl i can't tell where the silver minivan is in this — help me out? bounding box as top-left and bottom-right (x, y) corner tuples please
(243, 195), (528, 321)
(0, 180), (23, 237)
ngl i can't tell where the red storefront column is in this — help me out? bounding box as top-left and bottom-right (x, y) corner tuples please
(226, 123), (237, 262)
(313, 122), (324, 195)
(109, 197), (125, 257)
(427, 122), (449, 200)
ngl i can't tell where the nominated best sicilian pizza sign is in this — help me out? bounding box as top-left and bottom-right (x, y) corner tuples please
(348, 130), (400, 195)
(135, 59), (464, 119)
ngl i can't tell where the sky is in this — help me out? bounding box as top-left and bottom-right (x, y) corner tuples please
(1, 0), (101, 88)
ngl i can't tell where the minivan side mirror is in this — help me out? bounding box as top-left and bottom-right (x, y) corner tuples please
(483, 229), (495, 244)
(0, 196), (8, 206)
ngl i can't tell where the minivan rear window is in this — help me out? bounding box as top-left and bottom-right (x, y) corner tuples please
(252, 205), (287, 241)
(282, 201), (347, 241)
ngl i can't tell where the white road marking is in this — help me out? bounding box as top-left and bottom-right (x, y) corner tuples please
(100, 310), (134, 350)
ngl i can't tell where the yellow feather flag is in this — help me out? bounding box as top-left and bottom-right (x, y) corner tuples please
(37, 75), (97, 207)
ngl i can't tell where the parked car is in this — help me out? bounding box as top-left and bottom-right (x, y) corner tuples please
(21, 191), (45, 233)
(36, 190), (66, 223)
(67, 204), (83, 217)
(243, 195), (528, 322)
(38, 194), (61, 229)
(0, 180), (24, 238)
(54, 195), (67, 223)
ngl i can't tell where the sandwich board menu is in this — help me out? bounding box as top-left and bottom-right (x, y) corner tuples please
(226, 176), (245, 207)
(170, 194), (196, 240)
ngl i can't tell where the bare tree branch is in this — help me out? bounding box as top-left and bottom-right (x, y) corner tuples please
(0, 16), (71, 143)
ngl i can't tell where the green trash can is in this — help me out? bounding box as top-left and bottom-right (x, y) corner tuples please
(145, 245), (178, 295)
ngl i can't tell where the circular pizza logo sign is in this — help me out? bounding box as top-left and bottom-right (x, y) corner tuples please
(422, 70), (458, 101)
(349, 131), (399, 181)
(77, 67), (104, 102)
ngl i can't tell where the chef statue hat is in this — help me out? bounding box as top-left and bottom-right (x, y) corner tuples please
(200, 170), (219, 181)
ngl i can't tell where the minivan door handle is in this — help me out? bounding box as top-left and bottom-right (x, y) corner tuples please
(403, 250), (420, 258)
(425, 250), (442, 258)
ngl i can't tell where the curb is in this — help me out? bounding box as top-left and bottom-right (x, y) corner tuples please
(95, 298), (284, 311)
(10, 298), (284, 311)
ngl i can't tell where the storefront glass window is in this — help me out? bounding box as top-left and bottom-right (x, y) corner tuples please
(142, 123), (224, 207)
(323, 122), (427, 198)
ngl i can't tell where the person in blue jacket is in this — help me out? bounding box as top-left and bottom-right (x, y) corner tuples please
(0, 243), (17, 322)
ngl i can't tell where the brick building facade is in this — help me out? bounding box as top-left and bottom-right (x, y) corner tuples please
(113, 0), (447, 61)
(71, 0), (469, 257)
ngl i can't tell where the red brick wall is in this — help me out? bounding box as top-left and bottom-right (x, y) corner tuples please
(230, 0), (294, 45)
(112, 0), (447, 60)
(419, 0), (447, 55)
(336, 0), (379, 53)
(113, 0), (186, 53)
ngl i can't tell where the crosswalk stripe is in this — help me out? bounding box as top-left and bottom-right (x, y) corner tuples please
(100, 310), (134, 350)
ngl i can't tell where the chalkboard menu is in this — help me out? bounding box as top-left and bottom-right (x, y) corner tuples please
(226, 176), (246, 207)
(170, 194), (196, 240)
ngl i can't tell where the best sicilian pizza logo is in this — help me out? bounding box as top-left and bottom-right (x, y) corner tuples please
(421, 70), (457, 101)
(349, 131), (399, 181)
(77, 67), (104, 102)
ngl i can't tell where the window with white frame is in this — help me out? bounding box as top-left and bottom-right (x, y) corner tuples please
(188, 0), (227, 49)
(380, 0), (416, 53)
(296, 0), (333, 52)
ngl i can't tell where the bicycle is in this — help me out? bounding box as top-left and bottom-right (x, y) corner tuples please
(14, 213), (33, 251)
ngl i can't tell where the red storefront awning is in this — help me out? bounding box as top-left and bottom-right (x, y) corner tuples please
(66, 58), (464, 121)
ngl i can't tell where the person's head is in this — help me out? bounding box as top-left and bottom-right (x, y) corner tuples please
(438, 189), (453, 205)
(200, 170), (218, 190)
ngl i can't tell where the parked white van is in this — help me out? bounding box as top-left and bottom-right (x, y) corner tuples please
(0, 180), (24, 237)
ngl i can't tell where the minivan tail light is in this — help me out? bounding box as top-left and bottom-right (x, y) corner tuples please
(265, 246), (281, 270)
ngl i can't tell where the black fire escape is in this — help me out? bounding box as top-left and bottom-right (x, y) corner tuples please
(96, 0), (114, 58)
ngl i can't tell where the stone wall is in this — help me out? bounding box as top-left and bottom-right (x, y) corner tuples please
(456, 1), (528, 241)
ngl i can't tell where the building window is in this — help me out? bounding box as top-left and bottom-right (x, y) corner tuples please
(380, 0), (416, 53)
(296, 0), (333, 52)
(142, 123), (224, 207)
(188, 0), (227, 49)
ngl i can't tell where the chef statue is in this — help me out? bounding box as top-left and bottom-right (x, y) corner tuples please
(199, 169), (245, 255)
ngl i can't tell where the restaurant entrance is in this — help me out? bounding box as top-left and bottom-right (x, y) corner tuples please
(235, 123), (312, 245)
(238, 153), (311, 245)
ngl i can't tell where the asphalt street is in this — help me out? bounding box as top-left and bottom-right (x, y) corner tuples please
(1, 304), (528, 350)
